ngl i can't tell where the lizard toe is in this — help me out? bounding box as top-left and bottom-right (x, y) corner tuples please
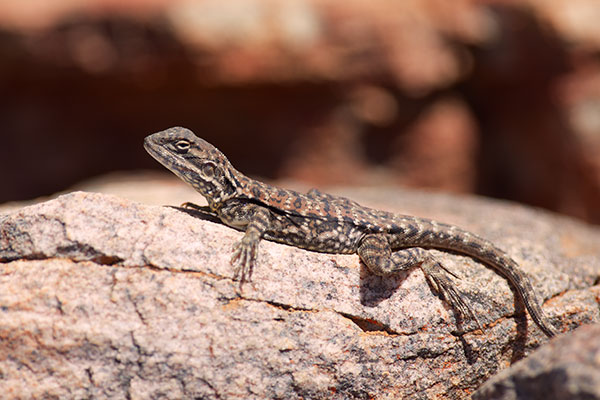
(231, 241), (256, 283)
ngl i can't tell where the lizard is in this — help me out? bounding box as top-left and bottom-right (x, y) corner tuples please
(143, 126), (557, 338)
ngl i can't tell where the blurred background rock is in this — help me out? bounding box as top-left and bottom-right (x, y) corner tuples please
(1, 0), (599, 223)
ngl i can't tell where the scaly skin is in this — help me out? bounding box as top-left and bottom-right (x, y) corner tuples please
(144, 126), (557, 338)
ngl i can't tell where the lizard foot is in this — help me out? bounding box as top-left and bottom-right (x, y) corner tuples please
(421, 259), (483, 332)
(230, 237), (257, 285)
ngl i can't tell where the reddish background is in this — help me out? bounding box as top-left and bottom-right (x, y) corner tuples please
(1, 0), (599, 223)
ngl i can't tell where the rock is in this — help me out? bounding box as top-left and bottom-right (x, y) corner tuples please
(474, 323), (600, 400)
(1, 187), (599, 399)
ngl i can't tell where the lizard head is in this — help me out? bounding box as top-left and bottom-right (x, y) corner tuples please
(144, 127), (240, 207)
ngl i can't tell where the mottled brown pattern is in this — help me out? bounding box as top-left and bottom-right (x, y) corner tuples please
(144, 127), (557, 338)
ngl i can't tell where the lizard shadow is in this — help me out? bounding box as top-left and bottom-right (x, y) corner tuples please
(168, 204), (223, 224)
(357, 261), (529, 363)
(357, 263), (408, 306)
(357, 263), (476, 336)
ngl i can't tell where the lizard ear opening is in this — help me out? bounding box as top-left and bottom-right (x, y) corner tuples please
(201, 161), (217, 178)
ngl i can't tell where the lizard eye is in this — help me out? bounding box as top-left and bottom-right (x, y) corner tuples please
(174, 140), (190, 153)
(201, 161), (217, 178)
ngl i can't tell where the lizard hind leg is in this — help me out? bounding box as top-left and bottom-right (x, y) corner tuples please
(358, 234), (482, 332)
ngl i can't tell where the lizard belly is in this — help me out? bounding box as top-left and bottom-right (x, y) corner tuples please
(264, 216), (363, 254)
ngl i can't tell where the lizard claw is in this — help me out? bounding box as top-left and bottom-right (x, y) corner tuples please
(230, 237), (257, 285)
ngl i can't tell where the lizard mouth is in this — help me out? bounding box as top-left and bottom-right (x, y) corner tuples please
(144, 136), (175, 167)
(143, 136), (160, 156)
(143, 136), (158, 157)
(144, 136), (182, 174)
(144, 134), (204, 191)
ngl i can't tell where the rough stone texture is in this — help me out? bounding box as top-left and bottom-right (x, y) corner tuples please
(1, 182), (599, 399)
(474, 323), (600, 400)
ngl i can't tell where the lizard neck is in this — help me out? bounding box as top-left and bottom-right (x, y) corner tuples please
(202, 166), (247, 210)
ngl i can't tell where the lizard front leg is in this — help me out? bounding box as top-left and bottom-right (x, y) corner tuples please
(219, 202), (272, 284)
(358, 234), (481, 330)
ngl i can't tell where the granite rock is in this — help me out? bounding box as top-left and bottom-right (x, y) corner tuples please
(474, 323), (600, 400)
(1, 188), (599, 399)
